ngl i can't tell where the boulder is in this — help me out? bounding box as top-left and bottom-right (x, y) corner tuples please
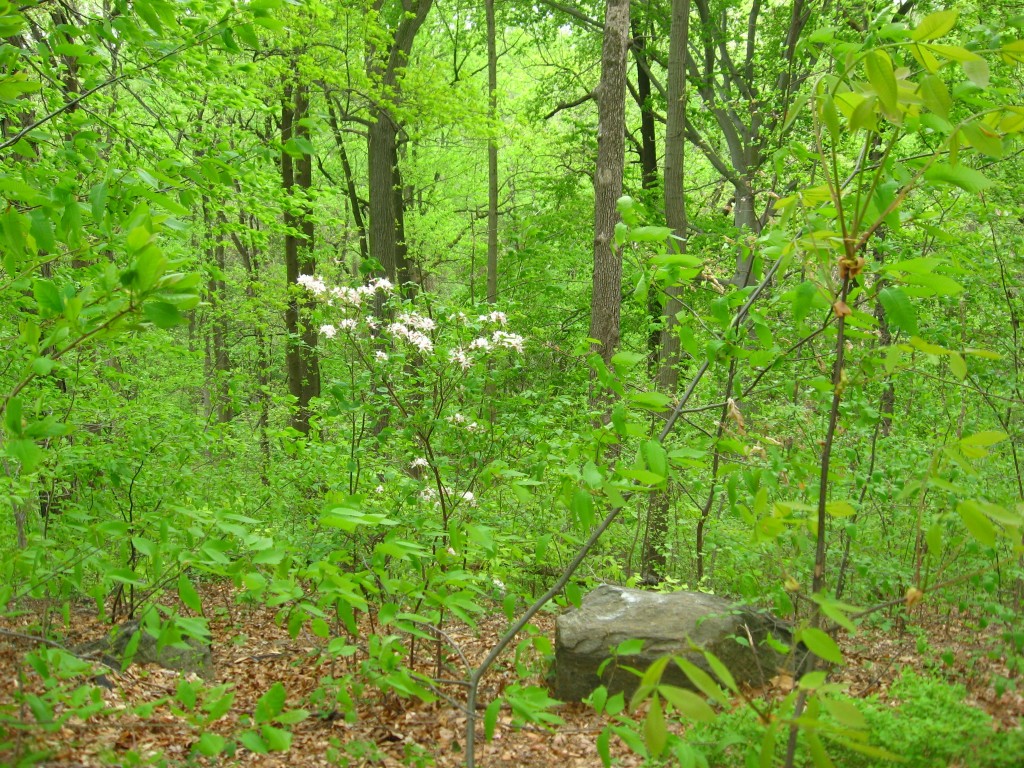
(76, 620), (215, 680)
(553, 585), (788, 701)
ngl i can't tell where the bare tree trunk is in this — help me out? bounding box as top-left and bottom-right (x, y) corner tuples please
(327, 98), (368, 265)
(282, 78), (320, 435)
(588, 0), (630, 373)
(232, 208), (273, 484)
(630, 14), (658, 195)
(368, 114), (401, 284)
(485, 0), (499, 304)
(641, 0), (690, 584)
(366, 0), (434, 293)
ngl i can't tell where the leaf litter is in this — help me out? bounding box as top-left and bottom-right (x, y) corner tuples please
(1, 584), (1021, 766)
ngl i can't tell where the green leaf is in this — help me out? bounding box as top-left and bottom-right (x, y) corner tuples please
(962, 57), (990, 88)
(902, 272), (963, 296)
(238, 730), (268, 754)
(310, 617), (330, 638)
(143, 301), (184, 328)
(957, 500), (997, 546)
(961, 120), (1002, 158)
(571, 489), (594, 530)
(821, 93), (840, 142)
(627, 391), (671, 412)
(910, 9), (958, 41)
(193, 732), (227, 756)
(877, 287), (918, 335)
(178, 574), (203, 614)
(851, 93), (879, 132)
(919, 75), (952, 118)
(582, 461), (603, 488)
(31, 357), (55, 376)
(925, 43), (981, 63)
(618, 468), (667, 486)
(704, 650), (738, 694)
(807, 731), (837, 768)
(597, 727), (612, 767)
(658, 685), (716, 722)
(644, 694), (667, 758)
(822, 696), (867, 729)
(864, 50), (898, 120)
(7, 439), (42, 473)
(801, 627), (844, 664)
(630, 225), (673, 243)
(284, 137), (314, 156)
(484, 698), (501, 740)
(949, 352), (967, 380)
(616, 638), (645, 656)
(793, 280), (818, 323)
(924, 163), (993, 193)
(641, 440), (668, 481)
(108, 568), (145, 586)
(611, 402), (627, 435)
(33, 279), (63, 317)
(611, 350), (645, 375)
(961, 431), (1008, 447)
(255, 682), (286, 722)
(825, 500), (856, 518)
(674, 657), (728, 703)
(5, 396), (23, 436)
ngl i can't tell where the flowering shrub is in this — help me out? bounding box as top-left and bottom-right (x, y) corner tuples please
(297, 275), (526, 537)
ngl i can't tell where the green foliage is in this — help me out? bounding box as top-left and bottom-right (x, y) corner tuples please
(1, 2), (1023, 767)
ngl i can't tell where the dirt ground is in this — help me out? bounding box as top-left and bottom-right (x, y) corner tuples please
(1, 584), (1022, 767)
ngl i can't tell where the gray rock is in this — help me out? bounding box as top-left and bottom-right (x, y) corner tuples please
(553, 585), (788, 701)
(76, 620), (214, 680)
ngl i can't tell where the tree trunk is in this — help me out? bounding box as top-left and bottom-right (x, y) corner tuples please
(485, 0), (499, 304)
(588, 0), (630, 371)
(641, 0), (689, 585)
(282, 79), (320, 435)
(365, 0), (434, 293)
(203, 204), (233, 424)
(327, 97), (368, 267)
(630, 15), (658, 196)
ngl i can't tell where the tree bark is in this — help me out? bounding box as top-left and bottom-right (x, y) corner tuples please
(588, 0), (630, 371)
(641, 0), (689, 585)
(327, 97), (368, 267)
(486, 0), (499, 304)
(366, 0), (434, 292)
(630, 14), (658, 196)
(283, 79), (320, 435)
(203, 202), (233, 424)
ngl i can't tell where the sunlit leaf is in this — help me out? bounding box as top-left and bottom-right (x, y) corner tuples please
(910, 9), (958, 41)
(800, 627), (844, 664)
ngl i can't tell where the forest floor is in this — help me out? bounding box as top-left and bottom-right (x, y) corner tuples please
(1, 583), (1022, 767)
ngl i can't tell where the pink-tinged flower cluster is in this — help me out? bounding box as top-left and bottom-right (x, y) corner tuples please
(387, 323), (433, 353)
(396, 312), (436, 332)
(445, 412), (481, 432)
(492, 331), (525, 353)
(297, 275), (393, 308)
(468, 331), (525, 354)
(478, 310), (507, 326)
(387, 311), (435, 353)
(448, 347), (472, 370)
